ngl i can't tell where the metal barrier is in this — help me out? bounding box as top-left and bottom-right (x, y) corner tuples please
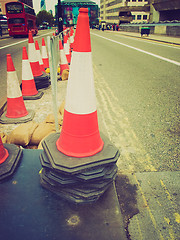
(47, 33), (62, 132)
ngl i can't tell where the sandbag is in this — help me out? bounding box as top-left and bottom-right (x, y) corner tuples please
(59, 100), (65, 116)
(0, 132), (8, 143)
(7, 121), (38, 147)
(30, 122), (56, 145)
(62, 69), (69, 81)
(45, 113), (63, 126)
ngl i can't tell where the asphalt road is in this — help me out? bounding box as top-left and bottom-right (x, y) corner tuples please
(90, 30), (180, 239)
(91, 30), (180, 173)
(0, 29), (180, 239)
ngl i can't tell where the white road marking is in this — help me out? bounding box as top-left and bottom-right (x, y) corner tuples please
(92, 33), (180, 66)
(0, 32), (52, 50)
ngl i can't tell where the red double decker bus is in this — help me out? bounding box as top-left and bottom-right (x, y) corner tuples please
(5, 1), (38, 37)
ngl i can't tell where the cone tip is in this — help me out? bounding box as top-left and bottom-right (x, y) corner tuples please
(22, 46), (28, 60)
(42, 38), (45, 45)
(28, 30), (34, 43)
(79, 8), (88, 13)
(7, 54), (15, 71)
(35, 40), (40, 50)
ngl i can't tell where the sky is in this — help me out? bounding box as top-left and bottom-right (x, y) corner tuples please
(32, 0), (100, 15)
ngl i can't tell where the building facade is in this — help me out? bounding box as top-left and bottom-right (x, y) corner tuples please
(100, 0), (180, 25)
(100, 0), (150, 25)
(40, 0), (46, 11)
(151, 0), (180, 21)
(56, 0), (99, 26)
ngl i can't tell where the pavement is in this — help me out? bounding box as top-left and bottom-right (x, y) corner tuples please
(0, 31), (180, 240)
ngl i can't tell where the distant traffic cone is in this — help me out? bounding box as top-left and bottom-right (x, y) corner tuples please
(56, 8), (104, 157)
(22, 47), (44, 100)
(0, 136), (9, 164)
(41, 38), (49, 69)
(35, 40), (45, 73)
(28, 31), (50, 90)
(59, 40), (69, 75)
(28, 30), (42, 77)
(70, 27), (74, 50)
(0, 54), (34, 124)
(64, 34), (71, 64)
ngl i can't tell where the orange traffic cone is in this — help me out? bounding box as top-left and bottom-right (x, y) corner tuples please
(28, 30), (42, 77)
(70, 27), (74, 50)
(0, 54), (34, 124)
(22, 47), (44, 100)
(35, 40), (45, 73)
(41, 38), (49, 69)
(56, 8), (104, 157)
(28, 32), (50, 90)
(0, 136), (9, 164)
(64, 34), (71, 64)
(59, 40), (69, 75)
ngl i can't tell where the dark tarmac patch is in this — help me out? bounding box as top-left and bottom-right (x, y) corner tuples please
(115, 174), (139, 239)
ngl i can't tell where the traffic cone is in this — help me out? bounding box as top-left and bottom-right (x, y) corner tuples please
(41, 38), (49, 69)
(28, 31), (50, 90)
(64, 34), (71, 64)
(56, 8), (104, 157)
(0, 54), (34, 124)
(59, 39), (69, 75)
(0, 136), (9, 164)
(70, 27), (74, 50)
(35, 40), (45, 73)
(22, 47), (44, 100)
(28, 30), (42, 77)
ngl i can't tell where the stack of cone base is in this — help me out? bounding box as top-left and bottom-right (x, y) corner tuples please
(64, 34), (71, 64)
(0, 136), (22, 182)
(28, 31), (50, 90)
(0, 54), (34, 124)
(40, 132), (119, 203)
(59, 40), (69, 76)
(22, 47), (44, 100)
(39, 8), (120, 204)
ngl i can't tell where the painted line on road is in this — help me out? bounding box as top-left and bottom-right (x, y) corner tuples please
(115, 34), (180, 50)
(0, 32), (52, 50)
(92, 33), (180, 66)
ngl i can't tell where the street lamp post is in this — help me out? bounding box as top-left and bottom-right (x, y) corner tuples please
(58, 0), (63, 34)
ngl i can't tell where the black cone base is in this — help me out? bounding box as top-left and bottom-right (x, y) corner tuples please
(39, 132), (120, 204)
(0, 144), (22, 182)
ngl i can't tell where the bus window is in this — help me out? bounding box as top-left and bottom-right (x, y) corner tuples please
(8, 18), (25, 24)
(6, 3), (23, 14)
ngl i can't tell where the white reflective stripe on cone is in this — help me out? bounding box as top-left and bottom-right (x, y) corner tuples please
(64, 42), (70, 55)
(65, 51), (96, 115)
(22, 59), (34, 80)
(28, 43), (38, 63)
(37, 49), (44, 65)
(60, 49), (68, 64)
(42, 46), (48, 58)
(7, 71), (22, 98)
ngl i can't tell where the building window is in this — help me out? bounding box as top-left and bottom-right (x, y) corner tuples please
(132, 15), (136, 20)
(137, 15), (141, 20)
(138, 0), (142, 2)
(143, 15), (147, 20)
(132, 0), (136, 2)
